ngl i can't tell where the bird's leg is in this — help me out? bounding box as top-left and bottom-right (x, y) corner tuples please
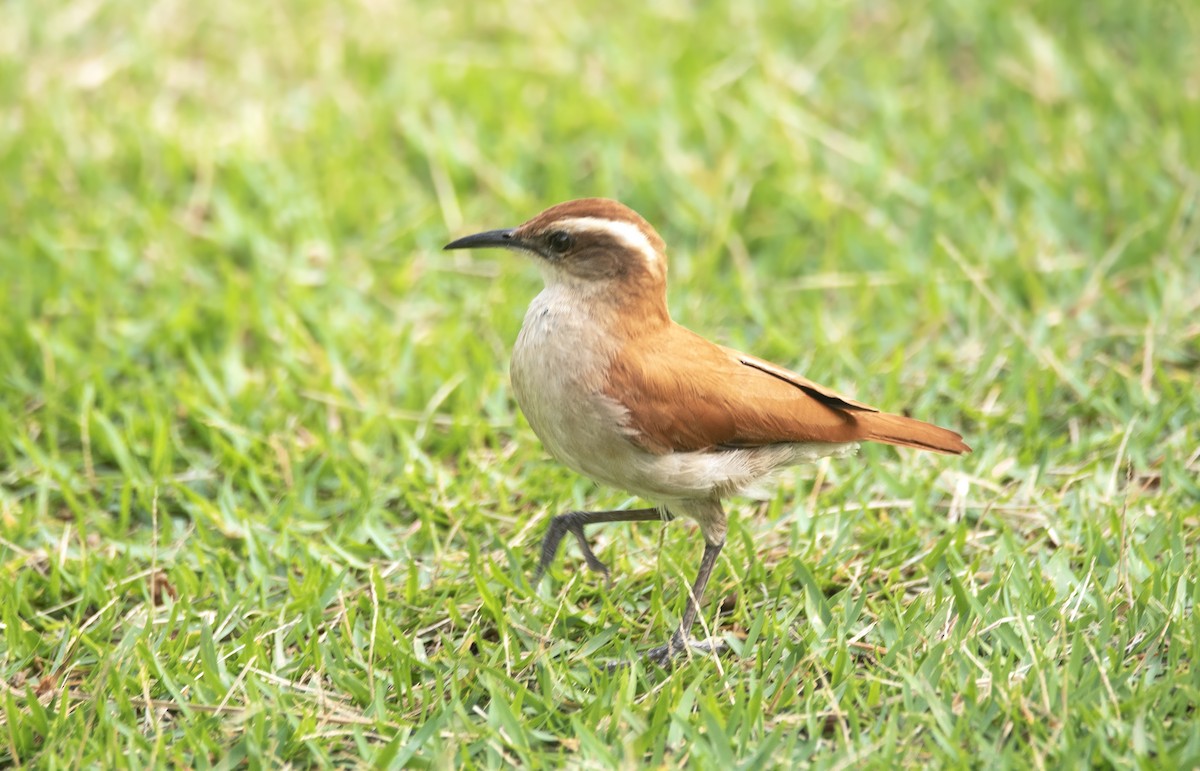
(533, 508), (667, 584)
(645, 538), (725, 666)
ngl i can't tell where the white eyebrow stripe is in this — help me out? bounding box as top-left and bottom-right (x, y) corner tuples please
(556, 217), (659, 264)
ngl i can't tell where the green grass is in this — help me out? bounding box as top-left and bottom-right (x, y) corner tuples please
(2, 0), (1199, 766)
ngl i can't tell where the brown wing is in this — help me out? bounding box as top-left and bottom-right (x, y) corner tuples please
(604, 323), (970, 456)
(605, 324), (869, 452)
(730, 350), (879, 413)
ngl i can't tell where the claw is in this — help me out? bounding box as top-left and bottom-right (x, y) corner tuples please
(531, 515), (569, 584)
(644, 635), (725, 667)
(569, 524), (612, 582)
(531, 511), (614, 584)
(531, 508), (661, 586)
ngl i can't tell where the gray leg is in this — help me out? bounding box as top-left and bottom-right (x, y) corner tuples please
(645, 538), (725, 666)
(533, 508), (667, 583)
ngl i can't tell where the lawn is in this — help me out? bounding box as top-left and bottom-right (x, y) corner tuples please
(2, 0), (1199, 766)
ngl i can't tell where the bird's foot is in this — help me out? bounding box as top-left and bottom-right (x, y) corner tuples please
(531, 511), (611, 585)
(643, 635), (726, 668)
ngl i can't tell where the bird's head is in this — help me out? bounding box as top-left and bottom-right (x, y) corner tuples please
(444, 199), (669, 301)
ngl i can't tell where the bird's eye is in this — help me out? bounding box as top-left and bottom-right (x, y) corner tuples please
(547, 231), (574, 254)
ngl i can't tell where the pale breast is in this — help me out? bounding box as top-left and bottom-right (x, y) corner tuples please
(510, 290), (637, 486)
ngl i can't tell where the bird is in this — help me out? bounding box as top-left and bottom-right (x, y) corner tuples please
(444, 198), (970, 665)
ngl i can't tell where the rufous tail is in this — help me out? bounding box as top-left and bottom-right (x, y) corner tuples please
(859, 411), (971, 455)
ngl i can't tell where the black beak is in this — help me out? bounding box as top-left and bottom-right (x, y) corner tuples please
(443, 228), (518, 251)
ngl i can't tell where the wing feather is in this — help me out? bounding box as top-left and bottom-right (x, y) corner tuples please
(605, 325), (865, 453)
(604, 324), (969, 456)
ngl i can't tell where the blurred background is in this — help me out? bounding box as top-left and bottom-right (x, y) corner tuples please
(1, 0), (1198, 764)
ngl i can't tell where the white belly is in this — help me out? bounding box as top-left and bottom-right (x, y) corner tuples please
(510, 291), (635, 489)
